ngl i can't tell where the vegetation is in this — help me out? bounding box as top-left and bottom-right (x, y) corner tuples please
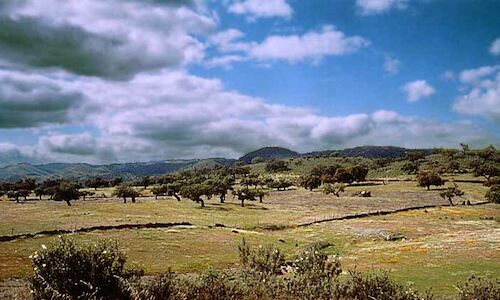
(439, 185), (464, 206)
(485, 185), (500, 204)
(416, 171), (444, 190)
(52, 181), (80, 206)
(323, 183), (346, 197)
(29, 238), (500, 300)
(113, 184), (141, 203)
(30, 238), (141, 300)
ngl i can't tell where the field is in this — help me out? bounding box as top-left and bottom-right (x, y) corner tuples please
(0, 178), (498, 298)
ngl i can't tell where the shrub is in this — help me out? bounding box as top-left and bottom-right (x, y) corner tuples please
(323, 183), (346, 197)
(457, 276), (500, 300)
(338, 272), (433, 300)
(485, 185), (500, 204)
(238, 239), (285, 277)
(30, 238), (141, 300)
(265, 159), (290, 172)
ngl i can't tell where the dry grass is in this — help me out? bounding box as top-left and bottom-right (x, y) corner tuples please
(0, 180), (497, 297)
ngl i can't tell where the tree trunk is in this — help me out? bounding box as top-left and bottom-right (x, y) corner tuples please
(132, 196), (136, 203)
(220, 194), (225, 203)
(198, 199), (205, 208)
(447, 197), (454, 206)
(65, 200), (71, 206)
(259, 196), (263, 203)
(123, 197), (127, 203)
(426, 186), (430, 190)
(241, 199), (245, 207)
(16, 197), (19, 203)
(155, 195), (158, 200)
(174, 194), (181, 201)
(39, 195), (42, 200)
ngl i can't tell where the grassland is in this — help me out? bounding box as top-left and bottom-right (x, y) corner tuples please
(0, 178), (498, 298)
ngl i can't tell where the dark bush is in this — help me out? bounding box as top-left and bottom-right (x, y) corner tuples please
(457, 276), (500, 300)
(30, 238), (142, 300)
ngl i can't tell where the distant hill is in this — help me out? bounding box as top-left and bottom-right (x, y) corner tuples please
(239, 147), (300, 163)
(0, 159), (235, 182)
(0, 146), (436, 181)
(304, 146), (434, 159)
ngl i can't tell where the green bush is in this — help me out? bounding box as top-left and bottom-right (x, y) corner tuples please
(30, 238), (141, 300)
(457, 276), (500, 300)
(485, 185), (500, 204)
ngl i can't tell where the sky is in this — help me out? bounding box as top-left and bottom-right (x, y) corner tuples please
(0, 0), (499, 166)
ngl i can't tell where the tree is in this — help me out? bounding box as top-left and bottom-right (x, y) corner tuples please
(137, 176), (153, 189)
(299, 174), (321, 191)
(323, 183), (346, 197)
(405, 151), (425, 162)
(53, 181), (80, 206)
(401, 161), (419, 175)
(241, 173), (261, 189)
(151, 185), (168, 199)
(440, 186), (464, 206)
(267, 178), (293, 191)
(110, 177), (123, 187)
(166, 182), (182, 201)
(417, 171), (444, 190)
(210, 177), (234, 203)
(85, 177), (108, 190)
(113, 185), (140, 203)
(350, 165), (368, 183)
(333, 168), (353, 185)
(485, 185), (500, 204)
(233, 188), (258, 207)
(446, 161), (460, 173)
(265, 159), (289, 173)
(473, 163), (500, 181)
(180, 184), (208, 208)
(254, 189), (269, 203)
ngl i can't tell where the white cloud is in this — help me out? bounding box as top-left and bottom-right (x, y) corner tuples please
(402, 80), (436, 102)
(442, 70), (455, 81)
(2, 67), (494, 164)
(356, 0), (409, 15)
(204, 55), (248, 68)
(383, 56), (401, 75)
(459, 65), (499, 84)
(206, 25), (369, 68)
(248, 26), (370, 63)
(228, 0), (293, 19)
(1, 0), (217, 78)
(489, 38), (500, 56)
(453, 65), (500, 123)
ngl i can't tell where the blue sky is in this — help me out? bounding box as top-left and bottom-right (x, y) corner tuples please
(0, 0), (499, 165)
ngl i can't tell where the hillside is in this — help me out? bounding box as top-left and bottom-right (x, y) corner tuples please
(305, 146), (434, 159)
(0, 159), (235, 182)
(239, 147), (300, 163)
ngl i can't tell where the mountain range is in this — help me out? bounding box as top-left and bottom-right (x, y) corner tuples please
(0, 146), (433, 181)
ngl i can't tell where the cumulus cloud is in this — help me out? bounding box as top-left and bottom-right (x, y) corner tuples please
(356, 0), (409, 15)
(453, 65), (500, 123)
(383, 56), (401, 76)
(0, 142), (39, 167)
(489, 38), (500, 56)
(0, 69), (83, 128)
(459, 65), (499, 84)
(228, 0), (293, 19)
(2, 68), (492, 163)
(402, 80), (436, 102)
(0, 0), (216, 79)
(208, 25), (369, 66)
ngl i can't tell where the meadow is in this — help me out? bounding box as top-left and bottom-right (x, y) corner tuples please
(0, 173), (498, 298)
